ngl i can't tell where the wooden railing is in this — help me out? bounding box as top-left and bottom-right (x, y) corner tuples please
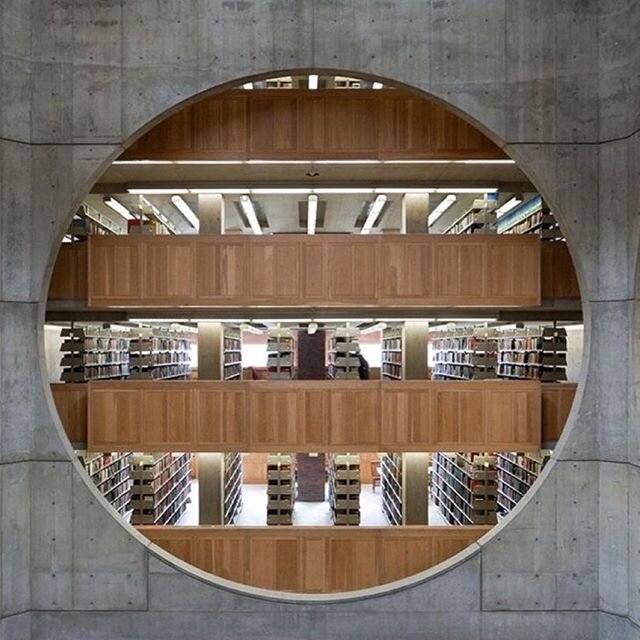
(51, 381), (577, 450)
(140, 525), (491, 593)
(48, 237), (580, 308)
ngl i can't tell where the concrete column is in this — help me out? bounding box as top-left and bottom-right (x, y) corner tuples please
(402, 193), (430, 234)
(197, 322), (223, 380)
(198, 453), (223, 525)
(197, 322), (223, 524)
(198, 194), (225, 234)
(403, 452), (430, 524)
(404, 321), (429, 380)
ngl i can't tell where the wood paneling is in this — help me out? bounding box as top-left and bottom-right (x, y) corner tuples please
(242, 453), (269, 484)
(48, 244), (88, 301)
(541, 383), (577, 443)
(141, 526), (490, 593)
(541, 242), (580, 299)
(88, 236), (143, 306)
(121, 90), (505, 161)
(55, 381), (576, 450)
(50, 383), (88, 444)
(79, 235), (546, 308)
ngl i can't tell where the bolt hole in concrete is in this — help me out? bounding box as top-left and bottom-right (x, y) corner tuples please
(44, 71), (583, 595)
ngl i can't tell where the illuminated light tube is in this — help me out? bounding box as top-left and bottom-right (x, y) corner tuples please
(171, 195), (200, 231)
(175, 160), (243, 165)
(428, 194), (457, 227)
(308, 74), (319, 90)
(127, 186), (499, 196)
(307, 322), (318, 335)
(360, 322), (387, 335)
(495, 196), (523, 217)
(372, 82), (384, 89)
(361, 195), (387, 234)
(104, 197), (134, 220)
(240, 323), (264, 335)
(307, 195), (318, 235)
(242, 82), (254, 90)
(240, 195), (262, 235)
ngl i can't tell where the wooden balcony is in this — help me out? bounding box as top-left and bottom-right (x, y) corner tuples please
(140, 525), (491, 593)
(51, 380), (577, 452)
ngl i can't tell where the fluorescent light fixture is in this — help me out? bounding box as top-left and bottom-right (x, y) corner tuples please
(457, 159), (516, 164)
(436, 318), (498, 323)
(175, 160), (243, 165)
(308, 74), (319, 90)
(256, 318), (313, 323)
(128, 186), (498, 196)
(251, 188), (310, 195)
(307, 195), (318, 235)
(240, 323), (264, 335)
(104, 197), (134, 220)
(495, 196), (523, 217)
(434, 187), (498, 194)
(245, 160), (309, 165)
(314, 160), (380, 165)
(314, 318), (375, 323)
(171, 195), (200, 231)
(428, 194), (457, 227)
(361, 195), (387, 234)
(360, 322), (386, 335)
(242, 82), (254, 90)
(307, 322), (318, 335)
(240, 195), (262, 235)
(112, 160), (174, 165)
(372, 82), (384, 90)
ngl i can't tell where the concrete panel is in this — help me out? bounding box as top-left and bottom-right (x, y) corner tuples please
(555, 460), (599, 610)
(482, 467), (558, 610)
(598, 612), (640, 640)
(30, 462), (73, 610)
(481, 611), (598, 640)
(0, 56), (32, 143)
(0, 612), (31, 640)
(72, 0), (123, 67)
(31, 610), (481, 640)
(71, 470), (147, 611)
(629, 465), (640, 627)
(30, 61), (73, 143)
(0, 303), (69, 463)
(1, 463), (31, 617)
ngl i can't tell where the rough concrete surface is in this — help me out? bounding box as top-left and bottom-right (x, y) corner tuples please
(0, 0), (639, 638)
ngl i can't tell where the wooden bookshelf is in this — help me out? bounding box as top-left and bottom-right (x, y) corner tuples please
(129, 452), (192, 525)
(77, 451), (132, 516)
(266, 453), (294, 525)
(431, 328), (498, 380)
(496, 450), (552, 515)
(328, 327), (361, 380)
(498, 327), (568, 382)
(129, 328), (192, 380)
(430, 453), (498, 525)
(59, 327), (130, 382)
(381, 327), (403, 381)
(223, 452), (243, 524)
(329, 454), (361, 525)
(223, 327), (242, 381)
(380, 453), (403, 525)
(266, 328), (295, 380)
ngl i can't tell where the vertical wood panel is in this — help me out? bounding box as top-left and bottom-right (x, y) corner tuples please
(247, 239), (301, 301)
(329, 384), (380, 448)
(50, 383), (88, 444)
(195, 386), (248, 450)
(141, 386), (194, 449)
(196, 237), (247, 303)
(249, 96), (298, 155)
(88, 386), (141, 450)
(379, 237), (434, 303)
(327, 239), (379, 302)
(328, 536), (378, 592)
(381, 383), (434, 449)
(143, 238), (196, 303)
(541, 383), (577, 443)
(541, 242), (581, 299)
(48, 243), (88, 301)
(88, 237), (143, 305)
(433, 242), (485, 301)
(248, 385), (301, 449)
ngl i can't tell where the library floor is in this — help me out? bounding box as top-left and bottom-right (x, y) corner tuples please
(177, 482), (447, 526)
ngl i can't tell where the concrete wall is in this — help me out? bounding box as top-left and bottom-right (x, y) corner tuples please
(0, 1), (638, 638)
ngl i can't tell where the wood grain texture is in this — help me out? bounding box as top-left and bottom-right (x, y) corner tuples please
(541, 242), (581, 299)
(541, 383), (578, 443)
(83, 380), (549, 452)
(48, 244), (88, 301)
(139, 526), (491, 593)
(50, 383), (88, 444)
(85, 235), (544, 308)
(120, 89), (505, 161)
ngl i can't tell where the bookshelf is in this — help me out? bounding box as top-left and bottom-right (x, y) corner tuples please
(380, 453), (403, 525)
(129, 452), (192, 525)
(266, 328), (295, 380)
(430, 453), (498, 525)
(266, 453), (295, 525)
(129, 328), (192, 380)
(329, 454), (361, 525)
(328, 326), (361, 380)
(431, 328), (498, 380)
(497, 451), (552, 515)
(60, 327), (130, 382)
(444, 203), (496, 235)
(223, 452), (243, 524)
(497, 195), (563, 240)
(498, 327), (568, 382)
(77, 451), (132, 516)
(381, 327), (404, 381)
(223, 327), (243, 381)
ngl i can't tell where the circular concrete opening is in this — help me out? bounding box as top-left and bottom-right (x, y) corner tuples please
(44, 70), (583, 597)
